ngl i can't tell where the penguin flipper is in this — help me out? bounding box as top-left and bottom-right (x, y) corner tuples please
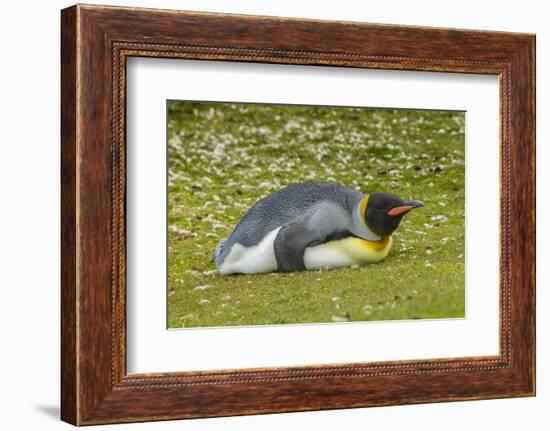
(273, 220), (316, 272)
(273, 203), (354, 272)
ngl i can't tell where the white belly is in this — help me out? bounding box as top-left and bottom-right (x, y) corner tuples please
(218, 228), (281, 275)
(219, 229), (392, 275)
(304, 236), (393, 270)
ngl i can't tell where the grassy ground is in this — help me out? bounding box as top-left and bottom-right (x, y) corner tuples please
(167, 101), (465, 328)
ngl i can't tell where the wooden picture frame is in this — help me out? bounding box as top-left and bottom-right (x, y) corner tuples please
(61, 4), (535, 425)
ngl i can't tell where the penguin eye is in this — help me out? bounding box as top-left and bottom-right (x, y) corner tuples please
(370, 202), (387, 211)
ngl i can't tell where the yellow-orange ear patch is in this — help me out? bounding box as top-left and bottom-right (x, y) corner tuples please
(359, 195), (369, 219)
(387, 205), (413, 217)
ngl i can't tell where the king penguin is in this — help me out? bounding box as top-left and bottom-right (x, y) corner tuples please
(213, 182), (423, 275)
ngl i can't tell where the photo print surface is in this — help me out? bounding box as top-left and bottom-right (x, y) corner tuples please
(167, 101), (465, 328)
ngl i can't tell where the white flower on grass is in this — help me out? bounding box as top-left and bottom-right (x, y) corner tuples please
(211, 222), (228, 230)
(284, 120), (301, 131)
(258, 181), (277, 189)
(193, 285), (210, 291)
(431, 215), (448, 223)
(168, 225), (192, 236)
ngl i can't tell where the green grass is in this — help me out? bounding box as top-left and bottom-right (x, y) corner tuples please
(167, 101), (465, 328)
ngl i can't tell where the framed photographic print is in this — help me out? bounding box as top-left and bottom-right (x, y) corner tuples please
(61, 4), (535, 425)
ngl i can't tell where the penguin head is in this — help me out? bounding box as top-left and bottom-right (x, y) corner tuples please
(363, 192), (424, 237)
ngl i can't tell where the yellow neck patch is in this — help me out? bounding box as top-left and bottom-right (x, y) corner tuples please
(359, 195), (369, 220)
(355, 235), (391, 251)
